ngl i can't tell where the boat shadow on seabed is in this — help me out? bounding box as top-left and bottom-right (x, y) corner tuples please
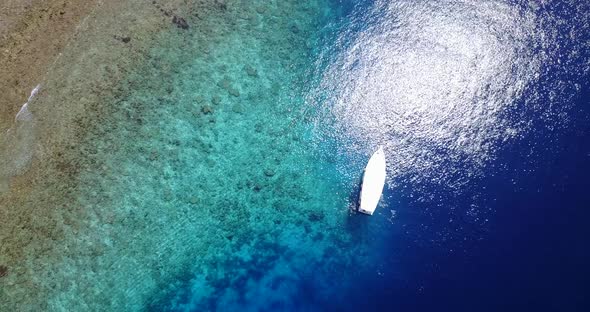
(345, 174), (372, 236)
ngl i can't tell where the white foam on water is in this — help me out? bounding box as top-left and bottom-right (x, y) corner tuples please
(27, 84), (41, 102)
(15, 103), (33, 122)
(15, 84), (40, 122)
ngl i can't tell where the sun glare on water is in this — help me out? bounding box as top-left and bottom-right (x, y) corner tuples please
(314, 0), (547, 189)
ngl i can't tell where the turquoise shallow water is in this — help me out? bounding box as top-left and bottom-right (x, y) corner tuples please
(61, 1), (389, 310)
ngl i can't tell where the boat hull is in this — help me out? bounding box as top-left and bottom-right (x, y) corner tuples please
(359, 146), (386, 215)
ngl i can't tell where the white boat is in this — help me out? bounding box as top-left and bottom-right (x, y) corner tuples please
(359, 146), (386, 215)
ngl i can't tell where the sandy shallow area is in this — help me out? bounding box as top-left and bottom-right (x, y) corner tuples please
(1, 0), (95, 129)
(0, 0), (202, 308)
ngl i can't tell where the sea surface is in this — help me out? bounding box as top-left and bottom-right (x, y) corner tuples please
(0, 0), (589, 311)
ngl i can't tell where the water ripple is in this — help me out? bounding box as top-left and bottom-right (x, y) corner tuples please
(311, 0), (586, 191)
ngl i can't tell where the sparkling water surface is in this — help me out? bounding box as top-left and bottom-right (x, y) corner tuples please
(0, 0), (588, 311)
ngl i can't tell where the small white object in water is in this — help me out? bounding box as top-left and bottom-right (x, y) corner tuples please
(28, 84), (41, 102)
(15, 84), (41, 122)
(388, 209), (397, 223)
(359, 146), (387, 215)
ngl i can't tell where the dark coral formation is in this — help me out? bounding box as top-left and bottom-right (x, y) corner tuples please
(0, 265), (8, 278)
(264, 169), (275, 177)
(113, 35), (131, 43)
(172, 15), (189, 29)
(201, 105), (214, 114)
(308, 212), (324, 222)
(245, 65), (258, 77)
(152, 1), (189, 29)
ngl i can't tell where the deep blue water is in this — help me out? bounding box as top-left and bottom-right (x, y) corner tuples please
(332, 1), (590, 309)
(335, 4), (590, 311)
(283, 1), (590, 311)
(348, 85), (590, 312)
